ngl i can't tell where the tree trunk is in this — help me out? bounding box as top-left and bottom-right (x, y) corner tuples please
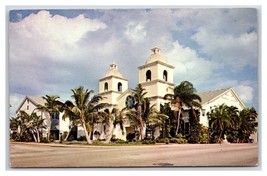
(140, 123), (146, 140)
(31, 130), (37, 142)
(103, 119), (114, 144)
(175, 108), (182, 135)
(47, 113), (52, 142)
(137, 104), (144, 140)
(36, 129), (40, 143)
(64, 125), (73, 141)
(218, 130), (224, 143)
(82, 121), (92, 144)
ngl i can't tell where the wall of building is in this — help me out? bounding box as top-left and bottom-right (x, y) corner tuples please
(200, 90), (246, 127)
(99, 77), (128, 93)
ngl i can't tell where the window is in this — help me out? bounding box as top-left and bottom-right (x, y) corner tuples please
(146, 70), (151, 81)
(104, 82), (108, 91)
(118, 82), (122, 92)
(163, 70), (168, 81)
(26, 105), (29, 110)
(52, 112), (59, 120)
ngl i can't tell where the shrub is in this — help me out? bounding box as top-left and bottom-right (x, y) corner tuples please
(40, 137), (48, 143)
(114, 139), (128, 144)
(126, 133), (136, 142)
(142, 140), (156, 145)
(170, 138), (188, 144)
(77, 136), (86, 141)
(156, 138), (170, 144)
(67, 135), (74, 141)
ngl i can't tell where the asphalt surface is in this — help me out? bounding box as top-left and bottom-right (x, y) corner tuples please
(9, 142), (258, 168)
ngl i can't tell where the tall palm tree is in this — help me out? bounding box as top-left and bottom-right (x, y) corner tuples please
(127, 84), (148, 140)
(101, 108), (125, 143)
(164, 81), (202, 135)
(36, 95), (63, 141)
(60, 100), (80, 141)
(68, 86), (109, 144)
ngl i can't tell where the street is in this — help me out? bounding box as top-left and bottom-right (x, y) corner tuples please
(9, 142), (258, 168)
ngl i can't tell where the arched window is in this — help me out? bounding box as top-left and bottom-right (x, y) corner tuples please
(118, 82), (122, 92)
(146, 70), (151, 81)
(104, 82), (108, 91)
(163, 70), (168, 81)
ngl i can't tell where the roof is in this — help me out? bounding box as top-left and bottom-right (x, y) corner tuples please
(27, 96), (46, 106)
(197, 87), (246, 109)
(145, 47), (167, 64)
(197, 88), (231, 105)
(16, 96), (46, 112)
(104, 63), (124, 78)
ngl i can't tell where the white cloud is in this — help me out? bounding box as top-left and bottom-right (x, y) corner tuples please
(8, 9), (259, 115)
(167, 41), (218, 86)
(9, 93), (26, 117)
(191, 28), (258, 70)
(9, 10), (107, 62)
(125, 22), (147, 43)
(234, 84), (254, 104)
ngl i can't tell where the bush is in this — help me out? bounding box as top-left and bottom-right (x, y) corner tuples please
(40, 137), (48, 143)
(92, 140), (102, 145)
(126, 133), (136, 142)
(170, 138), (188, 144)
(142, 140), (156, 145)
(156, 138), (170, 144)
(200, 134), (209, 144)
(114, 139), (128, 144)
(77, 136), (86, 141)
(67, 135), (74, 141)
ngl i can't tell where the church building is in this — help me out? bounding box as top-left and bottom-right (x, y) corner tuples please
(16, 47), (252, 142)
(98, 47), (175, 112)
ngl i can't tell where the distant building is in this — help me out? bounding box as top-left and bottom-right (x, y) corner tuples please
(16, 96), (71, 140)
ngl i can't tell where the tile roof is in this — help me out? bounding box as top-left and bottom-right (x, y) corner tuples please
(197, 88), (231, 105)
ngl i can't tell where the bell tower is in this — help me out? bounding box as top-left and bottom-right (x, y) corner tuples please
(99, 63), (128, 105)
(138, 47), (175, 110)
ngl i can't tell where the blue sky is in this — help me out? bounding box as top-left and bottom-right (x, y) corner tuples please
(8, 8), (259, 117)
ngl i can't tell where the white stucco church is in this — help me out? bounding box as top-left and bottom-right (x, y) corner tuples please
(16, 47), (252, 142)
(98, 47), (175, 112)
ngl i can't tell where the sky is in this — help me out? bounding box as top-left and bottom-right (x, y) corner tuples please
(8, 8), (259, 117)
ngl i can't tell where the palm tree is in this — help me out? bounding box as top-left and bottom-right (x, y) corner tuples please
(16, 111), (46, 142)
(208, 104), (233, 143)
(68, 86), (109, 144)
(238, 107), (258, 142)
(60, 100), (80, 141)
(164, 81), (202, 135)
(129, 84), (148, 140)
(159, 103), (174, 138)
(36, 95), (63, 141)
(101, 108), (125, 143)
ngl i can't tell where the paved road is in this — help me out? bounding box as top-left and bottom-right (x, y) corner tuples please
(9, 142), (258, 168)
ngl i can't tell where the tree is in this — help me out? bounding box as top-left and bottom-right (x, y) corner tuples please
(15, 111), (46, 142)
(60, 100), (80, 141)
(101, 108), (125, 143)
(208, 104), (235, 143)
(164, 81), (202, 135)
(129, 84), (148, 140)
(67, 86), (109, 144)
(36, 95), (63, 141)
(238, 107), (258, 142)
(159, 103), (174, 138)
